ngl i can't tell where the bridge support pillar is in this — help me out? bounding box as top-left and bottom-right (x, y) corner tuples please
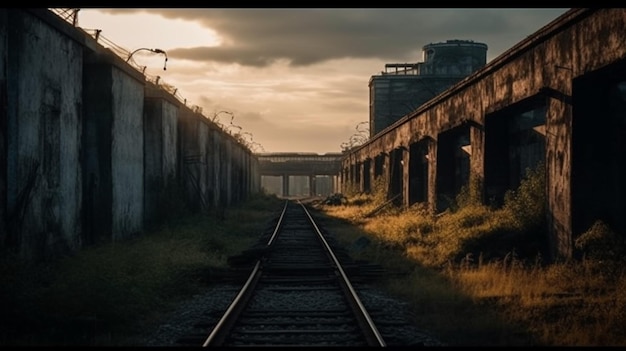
(369, 160), (376, 192)
(282, 174), (290, 197)
(358, 162), (365, 193)
(382, 153), (390, 190)
(309, 175), (316, 196)
(402, 147), (410, 208)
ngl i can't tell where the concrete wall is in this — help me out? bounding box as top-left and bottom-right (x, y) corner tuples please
(176, 104), (257, 214)
(83, 49), (146, 243)
(2, 9), (260, 262)
(341, 9), (626, 261)
(195, 119), (209, 209)
(231, 145), (241, 204)
(211, 128), (223, 208)
(224, 139), (233, 206)
(178, 106), (217, 213)
(5, 9), (84, 260)
(1, 10), (8, 251)
(111, 67), (144, 239)
(143, 86), (180, 227)
(162, 103), (178, 183)
(250, 153), (260, 194)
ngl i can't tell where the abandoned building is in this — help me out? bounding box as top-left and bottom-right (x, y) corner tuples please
(369, 39), (488, 137)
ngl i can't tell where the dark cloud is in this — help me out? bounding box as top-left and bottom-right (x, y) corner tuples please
(95, 8), (570, 67)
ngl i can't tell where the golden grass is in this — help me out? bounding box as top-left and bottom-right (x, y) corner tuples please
(314, 170), (626, 346)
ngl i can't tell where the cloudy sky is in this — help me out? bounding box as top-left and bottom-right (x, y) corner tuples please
(75, 8), (570, 154)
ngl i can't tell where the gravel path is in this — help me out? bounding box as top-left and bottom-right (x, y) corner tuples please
(136, 282), (445, 347)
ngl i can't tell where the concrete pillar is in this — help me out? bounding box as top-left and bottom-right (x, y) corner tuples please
(349, 164), (355, 188)
(336, 174), (340, 193)
(384, 155), (391, 198)
(402, 147), (410, 208)
(363, 159), (371, 193)
(309, 175), (316, 196)
(358, 162), (365, 193)
(338, 170), (343, 193)
(382, 152), (390, 186)
(282, 174), (290, 197)
(469, 122), (485, 203)
(428, 141), (438, 215)
(546, 94), (573, 261)
(369, 159), (376, 192)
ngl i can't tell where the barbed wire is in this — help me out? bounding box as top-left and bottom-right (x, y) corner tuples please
(49, 8), (182, 103)
(49, 8), (79, 25)
(47, 8), (264, 152)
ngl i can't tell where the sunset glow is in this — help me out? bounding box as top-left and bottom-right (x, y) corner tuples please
(77, 8), (569, 154)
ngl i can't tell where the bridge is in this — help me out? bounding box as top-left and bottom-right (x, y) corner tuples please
(257, 152), (343, 197)
(340, 8), (626, 262)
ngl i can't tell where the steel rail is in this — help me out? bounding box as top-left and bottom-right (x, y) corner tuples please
(202, 200), (289, 347)
(298, 200), (387, 347)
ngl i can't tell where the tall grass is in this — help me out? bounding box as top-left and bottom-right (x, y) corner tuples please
(0, 191), (284, 346)
(317, 162), (626, 346)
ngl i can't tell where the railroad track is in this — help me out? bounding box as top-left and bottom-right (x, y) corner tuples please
(177, 200), (387, 347)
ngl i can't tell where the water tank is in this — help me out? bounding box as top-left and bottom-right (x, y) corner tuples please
(421, 39), (488, 76)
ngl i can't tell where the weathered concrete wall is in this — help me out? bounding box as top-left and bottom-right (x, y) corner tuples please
(144, 86), (179, 227)
(342, 9), (626, 261)
(5, 9), (84, 260)
(178, 106), (201, 212)
(211, 128), (223, 208)
(251, 153), (260, 194)
(83, 36), (146, 243)
(111, 68), (145, 239)
(144, 96), (163, 225)
(241, 150), (248, 200)
(203, 122), (216, 209)
(83, 56), (145, 243)
(162, 102), (178, 183)
(232, 145), (242, 203)
(82, 63), (112, 245)
(177, 105), (254, 212)
(3, 9), (261, 262)
(196, 119), (209, 209)
(0, 10), (8, 250)
(245, 153), (251, 195)
(224, 139), (233, 206)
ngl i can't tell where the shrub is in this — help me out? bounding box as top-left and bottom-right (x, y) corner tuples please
(575, 220), (625, 263)
(503, 162), (546, 231)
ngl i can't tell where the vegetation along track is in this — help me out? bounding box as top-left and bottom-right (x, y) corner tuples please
(177, 200), (393, 347)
